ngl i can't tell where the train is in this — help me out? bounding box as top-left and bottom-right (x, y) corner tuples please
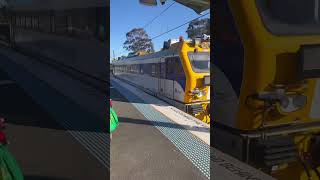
(213, 0), (320, 180)
(112, 36), (210, 124)
(0, 1), (108, 81)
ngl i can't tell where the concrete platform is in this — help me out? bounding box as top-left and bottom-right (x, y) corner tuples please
(110, 85), (208, 180)
(111, 76), (210, 145)
(0, 68), (107, 179)
(0, 46), (108, 172)
(111, 76), (275, 180)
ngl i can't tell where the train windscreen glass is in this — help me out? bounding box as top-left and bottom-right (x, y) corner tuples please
(188, 52), (210, 73)
(256, 0), (320, 35)
(300, 45), (320, 79)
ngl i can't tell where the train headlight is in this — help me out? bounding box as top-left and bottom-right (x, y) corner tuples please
(191, 88), (205, 98)
(255, 90), (307, 113)
(278, 94), (307, 113)
(200, 42), (210, 49)
(203, 76), (210, 86)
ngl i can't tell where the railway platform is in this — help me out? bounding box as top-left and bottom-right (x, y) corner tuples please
(0, 62), (107, 179)
(0, 46), (108, 179)
(111, 76), (275, 180)
(110, 77), (210, 180)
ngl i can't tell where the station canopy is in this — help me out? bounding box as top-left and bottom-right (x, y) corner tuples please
(139, 0), (210, 14)
(8, 0), (107, 11)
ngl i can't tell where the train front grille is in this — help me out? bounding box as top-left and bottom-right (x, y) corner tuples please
(187, 104), (204, 115)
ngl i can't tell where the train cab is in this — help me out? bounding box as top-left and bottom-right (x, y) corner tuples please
(213, 1), (320, 179)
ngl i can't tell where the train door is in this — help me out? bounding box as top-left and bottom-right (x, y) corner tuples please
(165, 57), (174, 99)
(159, 57), (166, 97)
(173, 57), (185, 102)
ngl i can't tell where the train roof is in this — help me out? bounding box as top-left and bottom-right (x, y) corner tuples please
(9, 0), (107, 11)
(112, 43), (182, 65)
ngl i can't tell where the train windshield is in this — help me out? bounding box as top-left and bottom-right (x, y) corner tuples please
(256, 0), (320, 35)
(188, 52), (210, 73)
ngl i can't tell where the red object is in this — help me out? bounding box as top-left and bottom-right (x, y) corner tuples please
(0, 131), (6, 144)
(0, 118), (4, 128)
(179, 36), (184, 42)
(110, 99), (113, 107)
(0, 118), (7, 144)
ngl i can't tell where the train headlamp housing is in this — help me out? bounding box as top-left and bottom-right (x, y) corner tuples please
(277, 94), (307, 113)
(199, 42), (210, 49)
(299, 45), (320, 79)
(203, 76), (210, 86)
(255, 89), (307, 113)
(191, 88), (205, 98)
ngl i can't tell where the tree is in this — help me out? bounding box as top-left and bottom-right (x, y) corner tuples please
(123, 28), (154, 54)
(0, 0), (9, 8)
(0, 0), (11, 22)
(186, 18), (210, 39)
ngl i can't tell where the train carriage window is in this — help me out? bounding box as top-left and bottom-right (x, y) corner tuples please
(166, 58), (174, 74)
(140, 65), (144, 74)
(18, 16), (21, 27)
(26, 16), (31, 29)
(16, 16), (19, 27)
(175, 57), (185, 76)
(156, 63), (160, 77)
(143, 63), (152, 76)
(134, 65), (137, 73)
(166, 56), (185, 78)
(160, 63), (166, 78)
(51, 15), (55, 33)
(151, 64), (156, 77)
(33, 16), (37, 29)
(22, 16), (25, 28)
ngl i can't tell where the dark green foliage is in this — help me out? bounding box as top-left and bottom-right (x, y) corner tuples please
(123, 28), (154, 54)
(186, 18), (210, 39)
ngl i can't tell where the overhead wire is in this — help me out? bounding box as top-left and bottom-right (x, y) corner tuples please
(142, 1), (176, 29)
(151, 12), (210, 40)
(117, 3), (210, 57)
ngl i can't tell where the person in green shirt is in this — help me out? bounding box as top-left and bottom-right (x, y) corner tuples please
(0, 118), (24, 180)
(110, 100), (118, 139)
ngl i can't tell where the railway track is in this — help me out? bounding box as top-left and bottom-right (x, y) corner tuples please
(12, 45), (108, 94)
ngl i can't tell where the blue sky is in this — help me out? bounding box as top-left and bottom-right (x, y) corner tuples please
(110, 0), (210, 60)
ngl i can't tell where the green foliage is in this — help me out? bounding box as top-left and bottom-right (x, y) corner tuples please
(123, 28), (154, 54)
(186, 18), (210, 39)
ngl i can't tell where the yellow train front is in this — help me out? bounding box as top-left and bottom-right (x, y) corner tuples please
(112, 36), (210, 124)
(213, 1), (320, 180)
